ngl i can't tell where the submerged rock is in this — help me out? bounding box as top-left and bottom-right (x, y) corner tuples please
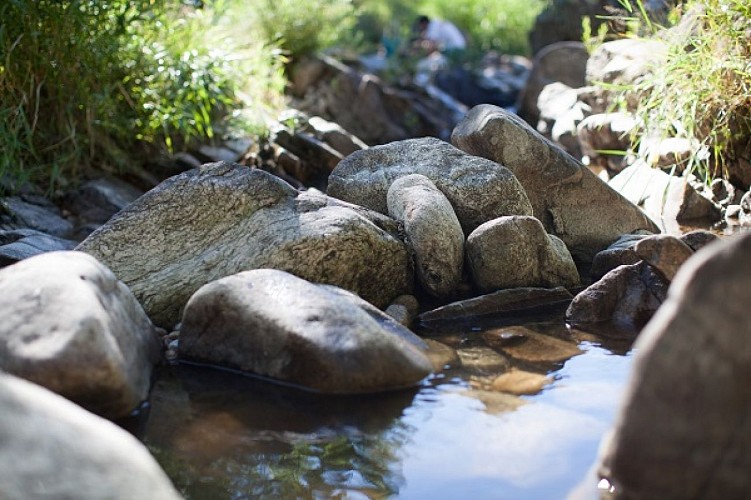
(0, 251), (162, 419)
(466, 215), (580, 292)
(387, 174), (464, 297)
(482, 326), (581, 363)
(0, 373), (181, 500)
(327, 137), (532, 235)
(452, 105), (658, 261)
(179, 269), (432, 394)
(598, 231), (751, 499)
(78, 162), (412, 327)
(491, 369), (552, 395)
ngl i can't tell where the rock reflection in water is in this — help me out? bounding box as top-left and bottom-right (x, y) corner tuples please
(142, 365), (416, 498)
(142, 315), (636, 499)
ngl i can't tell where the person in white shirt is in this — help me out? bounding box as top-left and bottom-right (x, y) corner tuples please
(413, 15), (467, 53)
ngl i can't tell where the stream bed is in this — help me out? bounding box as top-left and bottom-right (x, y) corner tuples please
(138, 311), (635, 499)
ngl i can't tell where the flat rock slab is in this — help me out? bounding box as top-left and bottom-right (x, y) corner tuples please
(418, 286), (573, 325)
(328, 137), (533, 235)
(0, 373), (181, 500)
(451, 105), (658, 261)
(0, 251), (162, 418)
(78, 162), (412, 328)
(179, 269), (432, 394)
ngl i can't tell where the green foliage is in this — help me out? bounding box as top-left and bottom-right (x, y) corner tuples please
(354, 0), (546, 56)
(415, 0), (548, 55)
(252, 0), (357, 61)
(613, 0), (751, 181)
(0, 0), (286, 195)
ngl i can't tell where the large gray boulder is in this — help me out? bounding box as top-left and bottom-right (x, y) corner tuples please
(387, 174), (464, 297)
(0, 373), (181, 500)
(451, 105), (658, 261)
(179, 269), (432, 394)
(0, 252), (161, 418)
(598, 231), (751, 499)
(328, 137), (532, 234)
(466, 215), (579, 293)
(78, 162), (412, 328)
(0, 251), (161, 419)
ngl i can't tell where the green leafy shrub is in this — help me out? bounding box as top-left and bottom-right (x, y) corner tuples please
(607, 0), (751, 182)
(0, 0), (286, 195)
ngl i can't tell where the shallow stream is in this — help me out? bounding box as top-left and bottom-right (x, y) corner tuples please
(138, 310), (635, 499)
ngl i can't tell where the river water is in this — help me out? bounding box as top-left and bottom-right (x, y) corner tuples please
(139, 310), (636, 499)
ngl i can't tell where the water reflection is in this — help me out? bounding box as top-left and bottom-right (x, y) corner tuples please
(143, 365), (417, 498)
(142, 315), (636, 499)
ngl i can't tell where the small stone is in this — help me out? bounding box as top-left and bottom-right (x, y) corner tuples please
(483, 326), (581, 363)
(634, 234), (694, 281)
(491, 369), (552, 395)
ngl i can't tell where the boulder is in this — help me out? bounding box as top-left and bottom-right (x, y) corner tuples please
(590, 232), (650, 281)
(0, 194), (73, 238)
(0, 373), (181, 500)
(387, 174), (464, 297)
(0, 228), (77, 268)
(536, 82), (589, 158)
(328, 137), (532, 235)
(598, 231), (751, 499)
(680, 229), (719, 252)
(62, 177), (144, 228)
(452, 105), (658, 261)
(609, 161), (721, 225)
(178, 269), (432, 394)
(576, 113), (640, 172)
(566, 261), (669, 329)
(517, 41), (589, 125)
(633, 234), (694, 281)
(78, 162), (412, 328)
(290, 55), (460, 145)
(0, 251), (162, 418)
(585, 38), (668, 113)
(466, 215), (580, 293)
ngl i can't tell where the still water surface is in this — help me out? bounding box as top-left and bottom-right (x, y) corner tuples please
(141, 314), (634, 499)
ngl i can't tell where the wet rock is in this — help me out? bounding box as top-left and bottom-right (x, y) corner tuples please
(466, 215), (580, 293)
(179, 269), (432, 394)
(387, 174), (464, 297)
(598, 231), (751, 499)
(483, 326), (581, 363)
(452, 105), (658, 261)
(78, 163), (412, 328)
(577, 113), (640, 172)
(423, 339), (460, 372)
(0, 195), (73, 237)
(491, 369), (552, 395)
(609, 161), (721, 224)
(566, 261), (669, 329)
(590, 233), (650, 281)
(0, 251), (162, 418)
(419, 286), (573, 324)
(456, 347), (510, 373)
(679, 230), (719, 252)
(328, 137), (532, 234)
(0, 229), (77, 267)
(62, 177), (144, 235)
(634, 234), (694, 281)
(0, 373), (181, 500)
(384, 294), (420, 329)
(517, 42), (589, 125)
